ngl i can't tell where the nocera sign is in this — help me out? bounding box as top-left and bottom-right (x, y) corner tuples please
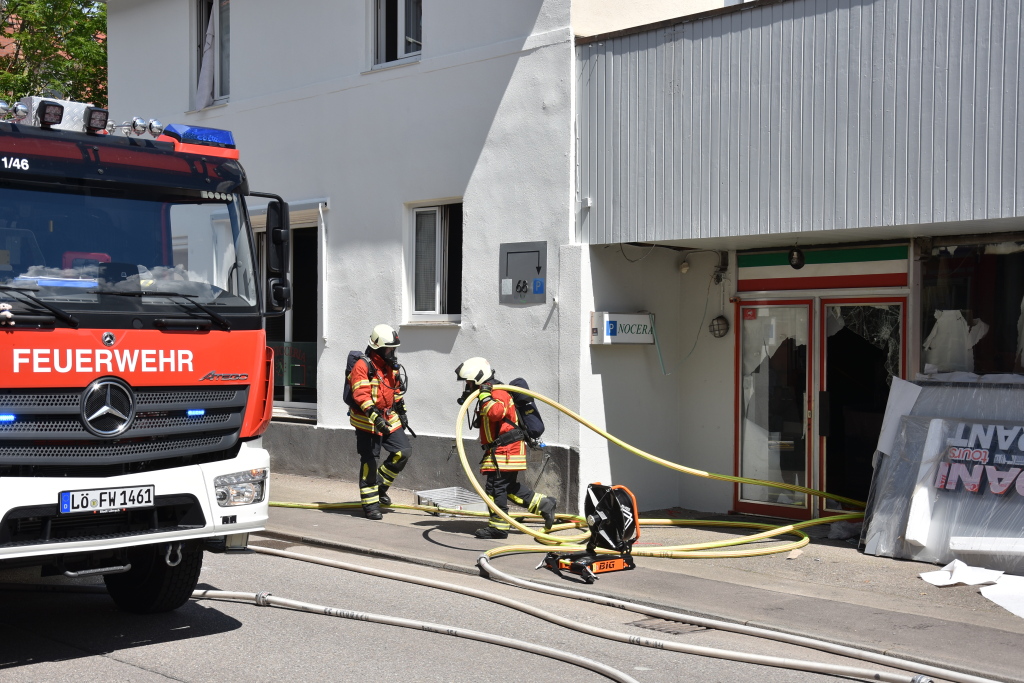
(590, 312), (655, 345)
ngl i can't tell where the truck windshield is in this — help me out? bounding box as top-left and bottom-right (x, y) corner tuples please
(0, 184), (257, 310)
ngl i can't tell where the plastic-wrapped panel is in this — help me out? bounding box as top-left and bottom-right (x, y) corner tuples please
(864, 385), (1024, 572)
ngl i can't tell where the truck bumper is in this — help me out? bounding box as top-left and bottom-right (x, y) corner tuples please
(0, 441), (271, 562)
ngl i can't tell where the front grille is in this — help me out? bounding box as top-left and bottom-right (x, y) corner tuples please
(0, 386), (248, 468)
(0, 420), (82, 433)
(136, 389), (240, 405)
(0, 494), (206, 547)
(0, 412), (233, 434)
(137, 413), (233, 430)
(0, 435), (225, 459)
(0, 392), (80, 409)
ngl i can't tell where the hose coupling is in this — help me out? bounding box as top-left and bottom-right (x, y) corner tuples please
(255, 591), (273, 606)
(911, 676), (935, 683)
(164, 542), (182, 567)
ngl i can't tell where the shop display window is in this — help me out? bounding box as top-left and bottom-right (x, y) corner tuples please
(920, 242), (1024, 376)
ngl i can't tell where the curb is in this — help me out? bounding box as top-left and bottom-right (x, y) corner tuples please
(256, 527), (1018, 683)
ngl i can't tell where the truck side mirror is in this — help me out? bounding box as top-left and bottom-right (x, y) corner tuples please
(264, 199), (291, 312)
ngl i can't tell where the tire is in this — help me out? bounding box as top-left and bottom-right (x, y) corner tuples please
(104, 543), (203, 614)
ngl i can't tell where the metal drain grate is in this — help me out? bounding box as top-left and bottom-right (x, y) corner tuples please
(416, 486), (488, 515)
(627, 618), (708, 635)
(249, 537), (300, 551)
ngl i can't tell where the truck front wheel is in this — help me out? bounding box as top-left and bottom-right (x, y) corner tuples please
(104, 542), (203, 614)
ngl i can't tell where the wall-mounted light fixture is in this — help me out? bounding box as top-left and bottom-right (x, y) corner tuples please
(788, 247), (805, 269)
(709, 315), (730, 338)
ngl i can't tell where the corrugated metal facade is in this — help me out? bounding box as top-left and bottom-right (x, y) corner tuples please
(576, 0), (1024, 244)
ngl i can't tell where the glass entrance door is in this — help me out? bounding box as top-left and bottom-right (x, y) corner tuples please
(820, 299), (905, 510)
(735, 297), (906, 519)
(736, 301), (813, 518)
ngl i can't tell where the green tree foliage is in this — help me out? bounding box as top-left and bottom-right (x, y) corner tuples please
(0, 1), (106, 108)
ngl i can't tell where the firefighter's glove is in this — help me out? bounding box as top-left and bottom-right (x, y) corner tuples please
(367, 408), (390, 434)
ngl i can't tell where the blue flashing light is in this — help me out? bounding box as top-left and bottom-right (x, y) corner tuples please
(163, 123), (235, 149)
(0, 415), (15, 422)
(187, 409), (206, 417)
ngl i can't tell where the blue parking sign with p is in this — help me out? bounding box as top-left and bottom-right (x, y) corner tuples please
(607, 320), (617, 336)
(533, 278), (544, 294)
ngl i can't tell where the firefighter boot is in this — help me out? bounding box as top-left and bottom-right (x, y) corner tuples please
(538, 496), (558, 530)
(378, 485), (392, 506)
(363, 504), (383, 520)
(474, 526), (509, 540)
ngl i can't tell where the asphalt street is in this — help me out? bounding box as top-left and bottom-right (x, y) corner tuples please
(0, 539), (927, 683)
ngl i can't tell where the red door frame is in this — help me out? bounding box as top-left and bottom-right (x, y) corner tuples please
(732, 298), (815, 520)
(818, 296), (907, 509)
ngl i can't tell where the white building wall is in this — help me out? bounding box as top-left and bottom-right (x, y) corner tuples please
(106, 0), (589, 492)
(584, 245), (736, 513)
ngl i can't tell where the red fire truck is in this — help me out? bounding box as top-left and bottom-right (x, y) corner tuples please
(0, 97), (291, 613)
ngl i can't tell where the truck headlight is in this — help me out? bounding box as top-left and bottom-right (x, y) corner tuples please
(214, 468), (268, 507)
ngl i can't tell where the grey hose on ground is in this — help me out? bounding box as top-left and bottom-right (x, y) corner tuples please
(478, 556), (998, 683)
(250, 545), (935, 683)
(192, 588), (637, 683)
(0, 577), (633, 682)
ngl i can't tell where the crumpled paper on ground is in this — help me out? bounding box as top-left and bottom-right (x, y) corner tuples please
(980, 575), (1024, 619)
(920, 559), (1004, 586)
(920, 560), (1024, 620)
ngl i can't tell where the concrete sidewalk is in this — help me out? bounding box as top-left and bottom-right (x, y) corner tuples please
(263, 472), (1023, 683)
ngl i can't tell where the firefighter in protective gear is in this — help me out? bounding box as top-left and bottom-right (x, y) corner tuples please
(349, 324), (411, 520)
(455, 357), (557, 539)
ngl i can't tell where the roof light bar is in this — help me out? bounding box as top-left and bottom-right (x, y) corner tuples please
(161, 124), (236, 148)
(157, 124), (239, 159)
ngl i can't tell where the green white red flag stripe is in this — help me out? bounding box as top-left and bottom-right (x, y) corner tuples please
(737, 245), (908, 292)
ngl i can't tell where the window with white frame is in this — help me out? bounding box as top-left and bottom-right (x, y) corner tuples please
(411, 204), (462, 319)
(375, 0), (422, 66)
(195, 0), (230, 109)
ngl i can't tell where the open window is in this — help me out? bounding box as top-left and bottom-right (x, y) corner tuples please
(375, 0), (422, 66)
(195, 0), (230, 108)
(409, 203), (461, 321)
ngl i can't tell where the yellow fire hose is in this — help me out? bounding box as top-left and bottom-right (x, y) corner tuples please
(272, 384), (866, 560)
(451, 384), (864, 559)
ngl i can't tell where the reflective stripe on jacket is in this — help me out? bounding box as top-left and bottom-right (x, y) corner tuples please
(348, 354), (404, 434)
(478, 388), (526, 472)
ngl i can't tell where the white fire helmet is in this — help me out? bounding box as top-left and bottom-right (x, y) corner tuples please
(455, 357), (493, 385)
(368, 324), (401, 349)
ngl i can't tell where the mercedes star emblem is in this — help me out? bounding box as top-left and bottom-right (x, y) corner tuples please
(80, 378), (136, 437)
(102, 332), (116, 347)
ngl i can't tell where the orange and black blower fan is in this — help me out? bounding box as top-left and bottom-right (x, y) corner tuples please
(539, 482), (639, 584)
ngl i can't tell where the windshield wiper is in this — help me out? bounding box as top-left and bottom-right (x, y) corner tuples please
(0, 286), (79, 328)
(98, 291), (231, 330)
